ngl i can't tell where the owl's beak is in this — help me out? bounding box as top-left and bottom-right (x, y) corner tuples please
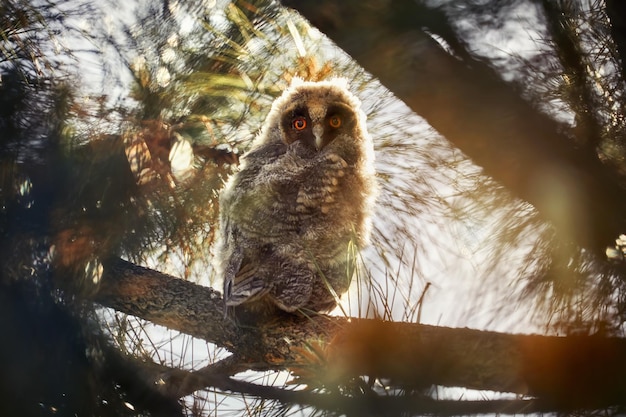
(312, 124), (324, 150)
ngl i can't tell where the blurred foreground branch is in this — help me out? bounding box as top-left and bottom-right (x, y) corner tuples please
(94, 258), (626, 411)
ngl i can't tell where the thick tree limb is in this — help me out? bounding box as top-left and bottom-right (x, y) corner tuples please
(281, 0), (626, 252)
(94, 258), (626, 409)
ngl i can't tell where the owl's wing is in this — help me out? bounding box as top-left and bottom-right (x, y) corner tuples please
(269, 267), (314, 313)
(219, 216), (265, 314)
(224, 258), (268, 307)
(221, 223), (268, 311)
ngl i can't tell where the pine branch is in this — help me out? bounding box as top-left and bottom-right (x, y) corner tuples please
(94, 258), (626, 410)
(117, 351), (555, 416)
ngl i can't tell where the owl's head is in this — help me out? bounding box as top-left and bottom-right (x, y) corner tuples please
(261, 78), (368, 154)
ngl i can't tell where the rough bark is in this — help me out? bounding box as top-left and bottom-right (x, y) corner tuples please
(94, 258), (626, 409)
(281, 0), (626, 253)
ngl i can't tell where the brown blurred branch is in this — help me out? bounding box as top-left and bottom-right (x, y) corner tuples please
(94, 258), (626, 410)
(116, 349), (552, 416)
(282, 0), (626, 253)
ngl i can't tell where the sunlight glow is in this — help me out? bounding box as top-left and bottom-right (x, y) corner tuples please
(169, 133), (195, 180)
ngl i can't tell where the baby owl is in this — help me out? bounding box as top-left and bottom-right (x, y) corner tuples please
(215, 78), (376, 317)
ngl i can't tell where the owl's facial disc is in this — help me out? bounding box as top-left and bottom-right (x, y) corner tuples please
(281, 100), (356, 151)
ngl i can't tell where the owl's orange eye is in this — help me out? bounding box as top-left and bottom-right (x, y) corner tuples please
(329, 115), (342, 128)
(292, 117), (307, 130)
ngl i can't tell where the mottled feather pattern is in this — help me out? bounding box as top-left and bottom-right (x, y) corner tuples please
(214, 78), (376, 318)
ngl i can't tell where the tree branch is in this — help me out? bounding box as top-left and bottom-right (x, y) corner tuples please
(94, 258), (626, 409)
(123, 352), (555, 416)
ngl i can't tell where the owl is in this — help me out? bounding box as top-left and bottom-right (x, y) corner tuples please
(214, 78), (376, 318)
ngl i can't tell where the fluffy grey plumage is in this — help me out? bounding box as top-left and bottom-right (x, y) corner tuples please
(214, 78), (376, 317)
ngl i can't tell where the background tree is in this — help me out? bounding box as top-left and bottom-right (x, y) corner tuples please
(0, 1), (183, 415)
(3, 0), (626, 416)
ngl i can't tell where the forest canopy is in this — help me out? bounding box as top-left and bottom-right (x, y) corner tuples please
(2, 0), (626, 416)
